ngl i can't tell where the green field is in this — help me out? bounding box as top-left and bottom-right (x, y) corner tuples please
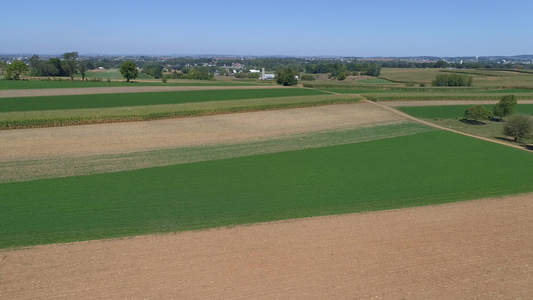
(398, 104), (533, 119)
(0, 93), (360, 129)
(2, 129), (533, 249)
(0, 88), (327, 112)
(1, 122), (433, 183)
(0, 79), (263, 90)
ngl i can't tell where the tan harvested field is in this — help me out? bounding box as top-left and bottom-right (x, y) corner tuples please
(1, 194), (532, 299)
(0, 85), (283, 98)
(0, 102), (404, 162)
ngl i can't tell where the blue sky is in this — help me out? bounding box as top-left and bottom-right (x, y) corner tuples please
(1, 0), (531, 57)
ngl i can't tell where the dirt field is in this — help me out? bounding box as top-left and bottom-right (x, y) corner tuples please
(0, 103), (404, 162)
(1, 194), (532, 299)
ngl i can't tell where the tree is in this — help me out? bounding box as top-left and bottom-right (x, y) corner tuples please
(0, 61), (6, 75)
(78, 61), (88, 81)
(29, 55), (43, 76)
(361, 64), (381, 77)
(49, 58), (64, 76)
(493, 95), (517, 121)
(432, 74), (473, 86)
(434, 60), (448, 68)
(503, 114), (533, 143)
(120, 61), (138, 82)
(464, 105), (493, 123)
(276, 68), (298, 86)
(62, 52), (79, 80)
(5, 60), (29, 80)
(142, 62), (163, 79)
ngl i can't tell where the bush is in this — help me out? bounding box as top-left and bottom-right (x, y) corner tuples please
(464, 105), (493, 123)
(276, 68), (298, 86)
(337, 72), (347, 81)
(432, 74), (473, 86)
(503, 114), (533, 142)
(493, 95), (517, 120)
(300, 74), (316, 81)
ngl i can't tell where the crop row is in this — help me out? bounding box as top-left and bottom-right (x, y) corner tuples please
(0, 94), (361, 129)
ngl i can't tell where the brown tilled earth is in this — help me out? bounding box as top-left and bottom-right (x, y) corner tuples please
(1, 194), (532, 299)
(1, 88), (532, 299)
(0, 102), (404, 161)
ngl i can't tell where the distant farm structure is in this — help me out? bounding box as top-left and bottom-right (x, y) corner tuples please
(260, 68), (275, 80)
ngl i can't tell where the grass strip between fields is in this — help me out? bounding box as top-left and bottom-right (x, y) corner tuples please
(397, 104), (533, 119)
(0, 94), (361, 129)
(0, 122), (432, 183)
(1, 130), (533, 249)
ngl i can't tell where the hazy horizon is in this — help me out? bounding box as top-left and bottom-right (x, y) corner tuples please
(2, 0), (532, 57)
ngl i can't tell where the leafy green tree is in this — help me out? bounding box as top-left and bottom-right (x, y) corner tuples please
(493, 95), (517, 121)
(142, 62), (163, 79)
(361, 64), (382, 77)
(464, 105), (493, 123)
(434, 60), (448, 68)
(49, 58), (64, 76)
(5, 60), (29, 80)
(432, 74), (473, 86)
(62, 52), (78, 80)
(29, 55), (43, 76)
(276, 68), (298, 86)
(503, 114), (533, 142)
(336, 71), (347, 80)
(0, 61), (6, 75)
(300, 74), (316, 81)
(119, 60), (138, 82)
(79, 61), (88, 81)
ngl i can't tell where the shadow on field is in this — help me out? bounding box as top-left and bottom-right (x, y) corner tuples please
(460, 119), (486, 125)
(496, 136), (516, 143)
(496, 137), (533, 151)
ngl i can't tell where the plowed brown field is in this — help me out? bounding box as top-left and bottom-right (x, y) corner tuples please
(1, 194), (532, 299)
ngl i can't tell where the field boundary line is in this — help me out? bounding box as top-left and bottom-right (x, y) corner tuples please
(365, 100), (530, 151)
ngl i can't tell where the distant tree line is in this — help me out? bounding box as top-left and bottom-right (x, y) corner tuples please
(304, 62), (381, 78)
(432, 74), (473, 86)
(5, 53), (532, 81)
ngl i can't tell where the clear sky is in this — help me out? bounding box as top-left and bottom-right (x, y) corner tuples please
(1, 0), (532, 57)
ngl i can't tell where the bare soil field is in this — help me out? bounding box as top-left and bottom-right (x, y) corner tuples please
(0, 103), (404, 162)
(0, 85), (283, 98)
(1, 194), (532, 299)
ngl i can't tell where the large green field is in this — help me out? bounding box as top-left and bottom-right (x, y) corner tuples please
(398, 104), (533, 119)
(1, 129), (533, 249)
(380, 68), (533, 88)
(0, 79), (263, 90)
(0, 88), (327, 112)
(398, 104), (533, 144)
